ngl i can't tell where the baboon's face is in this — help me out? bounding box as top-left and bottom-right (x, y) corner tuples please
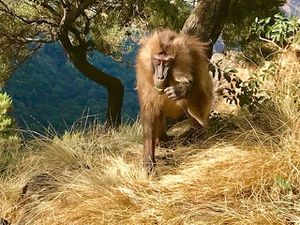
(152, 53), (174, 91)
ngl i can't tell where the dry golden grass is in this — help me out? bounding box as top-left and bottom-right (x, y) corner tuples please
(0, 49), (300, 225)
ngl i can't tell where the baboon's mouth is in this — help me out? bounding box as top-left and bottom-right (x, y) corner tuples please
(154, 84), (166, 93)
(154, 86), (164, 93)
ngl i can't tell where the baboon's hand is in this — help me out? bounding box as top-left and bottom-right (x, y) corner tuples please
(164, 86), (179, 100)
(164, 83), (192, 101)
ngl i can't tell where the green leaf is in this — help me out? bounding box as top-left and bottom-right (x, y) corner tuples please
(275, 177), (292, 192)
(223, 73), (231, 83)
(265, 17), (271, 24)
(224, 66), (238, 74)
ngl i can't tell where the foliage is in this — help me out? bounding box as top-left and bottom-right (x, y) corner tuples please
(222, 0), (286, 50)
(253, 13), (300, 46)
(0, 0), (47, 84)
(143, 0), (191, 30)
(221, 63), (277, 112)
(0, 92), (20, 173)
(214, 14), (300, 112)
(0, 92), (14, 138)
(236, 13), (300, 63)
(0, 56), (10, 87)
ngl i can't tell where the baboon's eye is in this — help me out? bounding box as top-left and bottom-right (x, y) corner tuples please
(153, 58), (161, 65)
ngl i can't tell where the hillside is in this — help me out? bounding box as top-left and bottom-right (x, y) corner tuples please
(0, 47), (299, 224)
(5, 43), (139, 133)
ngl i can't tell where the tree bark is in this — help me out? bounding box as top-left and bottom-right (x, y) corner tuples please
(181, 0), (231, 58)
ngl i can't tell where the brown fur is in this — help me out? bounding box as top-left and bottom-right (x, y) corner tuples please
(136, 29), (213, 172)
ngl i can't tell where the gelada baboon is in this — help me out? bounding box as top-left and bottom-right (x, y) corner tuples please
(136, 29), (213, 172)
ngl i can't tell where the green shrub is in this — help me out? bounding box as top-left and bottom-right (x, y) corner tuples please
(243, 13), (300, 63)
(253, 14), (300, 47)
(214, 15), (299, 111)
(0, 92), (20, 173)
(222, 63), (276, 112)
(0, 92), (14, 137)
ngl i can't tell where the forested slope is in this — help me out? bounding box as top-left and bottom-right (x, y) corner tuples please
(5, 43), (138, 133)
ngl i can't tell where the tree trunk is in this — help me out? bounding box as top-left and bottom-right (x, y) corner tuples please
(58, 30), (124, 128)
(70, 53), (124, 128)
(181, 0), (231, 58)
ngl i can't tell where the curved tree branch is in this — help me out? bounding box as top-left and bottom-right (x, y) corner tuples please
(58, 2), (124, 128)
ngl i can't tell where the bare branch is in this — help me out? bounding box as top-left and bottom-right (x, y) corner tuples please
(40, 2), (60, 17)
(60, 0), (69, 8)
(258, 36), (282, 50)
(75, 0), (96, 19)
(0, 0), (9, 11)
(23, 37), (55, 43)
(65, 0), (96, 25)
(83, 10), (90, 35)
